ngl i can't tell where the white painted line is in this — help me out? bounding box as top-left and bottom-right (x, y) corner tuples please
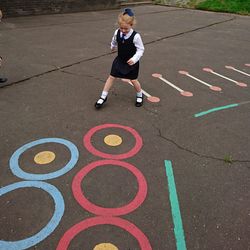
(179, 70), (222, 92)
(225, 66), (250, 77)
(212, 71), (238, 83)
(187, 74), (212, 87)
(159, 76), (184, 92)
(179, 70), (211, 87)
(203, 68), (247, 87)
(121, 79), (151, 97)
(152, 73), (193, 97)
(128, 81), (151, 97)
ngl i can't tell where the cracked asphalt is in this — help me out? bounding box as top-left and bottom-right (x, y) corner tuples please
(0, 4), (249, 250)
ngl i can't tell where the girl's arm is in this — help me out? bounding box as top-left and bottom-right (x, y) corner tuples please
(128, 33), (144, 65)
(111, 29), (118, 51)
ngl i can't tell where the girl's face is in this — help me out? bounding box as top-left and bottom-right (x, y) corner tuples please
(119, 22), (132, 35)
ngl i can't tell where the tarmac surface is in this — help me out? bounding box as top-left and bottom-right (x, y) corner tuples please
(0, 4), (250, 250)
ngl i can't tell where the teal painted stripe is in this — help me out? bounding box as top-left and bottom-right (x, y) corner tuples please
(194, 103), (239, 117)
(164, 160), (187, 250)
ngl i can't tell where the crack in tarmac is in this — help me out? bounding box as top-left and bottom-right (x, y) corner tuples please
(145, 16), (236, 45)
(157, 128), (250, 164)
(1, 14), (236, 88)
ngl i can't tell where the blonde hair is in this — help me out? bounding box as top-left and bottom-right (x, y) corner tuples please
(118, 13), (136, 26)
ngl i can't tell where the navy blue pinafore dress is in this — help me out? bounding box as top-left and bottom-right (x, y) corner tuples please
(110, 30), (139, 80)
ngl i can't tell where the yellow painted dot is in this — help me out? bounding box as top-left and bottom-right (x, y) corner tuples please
(104, 134), (122, 147)
(93, 243), (119, 250)
(34, 151), (56, 165)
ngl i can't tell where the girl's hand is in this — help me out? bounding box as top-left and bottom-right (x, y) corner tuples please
(127, 58), (134, 65)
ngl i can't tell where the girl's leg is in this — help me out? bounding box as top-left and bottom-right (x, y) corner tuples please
(130, 79), (143, 107)
(130, 79), (142, 92)
(103, 75), (115, 92)
(95, 75), (115, 109)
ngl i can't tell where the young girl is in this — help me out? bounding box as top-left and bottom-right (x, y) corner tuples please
(95, 8), (145, 109)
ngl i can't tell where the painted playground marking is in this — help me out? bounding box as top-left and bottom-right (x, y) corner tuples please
(164, 160), (187, 250)
(104, 134), (123, 147)
(0, 181), (65, 250)
(245, 64), (250, 67)
(83, 124), (143, 160)
(179, 70), (222, 91)
(34, 151), (56, 165)
(203, 68), (247, 87)
(194, 101), (250, 117)
(56, 217), (152, 250)
(225, 66), (250, 77)
(122, 79), (160, 103)
(72, 159), (147, 216)
(152, 73), (193, 97)
(10, 138), (79, 180)
(94, 243), (119, 250)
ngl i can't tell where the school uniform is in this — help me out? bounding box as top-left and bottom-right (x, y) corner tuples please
(110, 29), (144, 80)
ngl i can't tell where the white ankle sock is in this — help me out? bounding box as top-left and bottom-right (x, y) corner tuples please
(136, 91), (143, 103)
(97, 91), (108, 104)
(101, 91), (108, 99)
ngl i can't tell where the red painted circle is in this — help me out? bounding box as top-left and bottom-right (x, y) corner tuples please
(72, 160), (147, 216)
(210, 86), (222, 91)
(147, 96), (160, 103)
(83, 124), (143, 159)
(203, 68), (213, 73)
(56, 216), (152, 250)
(181, 91), (193, 97)
(152, 73), (162, 78)
(237, 82), (247, 87)
(178, 70), (188, 75)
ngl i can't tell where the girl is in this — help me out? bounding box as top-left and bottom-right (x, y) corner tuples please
(95, 8), (145, 109)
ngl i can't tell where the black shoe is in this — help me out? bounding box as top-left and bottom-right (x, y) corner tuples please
(95, 97), (107, 109)
(135, 94), (144, 107)
(0, 77), (7, 83)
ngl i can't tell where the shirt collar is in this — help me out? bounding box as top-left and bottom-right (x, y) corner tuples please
(120, 28), (133, 38)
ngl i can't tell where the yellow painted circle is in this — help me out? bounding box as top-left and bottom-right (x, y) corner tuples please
(93, 243), (119, 250)
(34, 151), (56, 165)
(104, 134), (122, 147)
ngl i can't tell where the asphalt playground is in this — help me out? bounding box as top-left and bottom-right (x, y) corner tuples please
(0, 4), (250, 250)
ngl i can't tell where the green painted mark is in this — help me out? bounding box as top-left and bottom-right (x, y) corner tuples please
(164, 160), (187, 250)
(194, 103), (239, 117)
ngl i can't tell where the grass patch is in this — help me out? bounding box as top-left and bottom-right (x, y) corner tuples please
(224, 155), (233, 164)
(196, 0), (250, 15)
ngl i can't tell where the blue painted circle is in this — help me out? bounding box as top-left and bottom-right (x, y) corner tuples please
(10, 138), (79, 180)
(0, 181), (65, 250)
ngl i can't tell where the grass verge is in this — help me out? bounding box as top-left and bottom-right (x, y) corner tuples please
(195, 0), (250, 15)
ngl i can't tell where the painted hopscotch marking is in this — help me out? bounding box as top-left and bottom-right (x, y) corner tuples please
(225, 66), (250, 77)
(164, 160), (187, 250)
(179, 70), (222, 92)
(122, 79), (160, 103)
(152, 73), (193, 97)
(194, 101), (250, 117)
(203, 68), (247, 87)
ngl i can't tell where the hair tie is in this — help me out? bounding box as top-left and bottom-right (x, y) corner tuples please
(123, 8), (134, 17)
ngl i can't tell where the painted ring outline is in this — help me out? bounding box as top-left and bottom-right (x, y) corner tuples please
(72, 160), (147, 216)
(0, 181), (64, 250)
(10, 138), (79, 180)
(83, 124), (143, 159)
(56, 216), (152, 250)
